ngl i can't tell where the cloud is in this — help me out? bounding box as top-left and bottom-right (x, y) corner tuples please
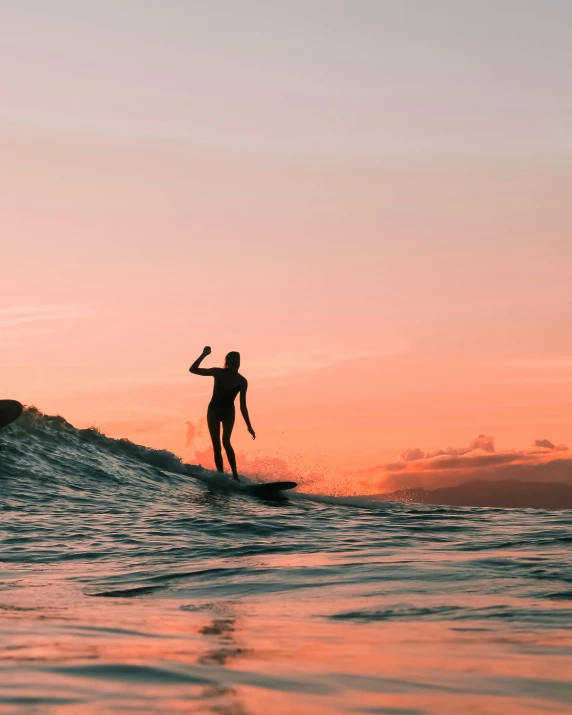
(482, 358), (572, 369)
(398, 434), (495, 462)
(354, 435), (572, 493)
(534, 439), (556, 450)
(401, 448), (425, 462)
(185, 421), (197, 447)
(251, 339), (409, 379)
(185, 418), (207, 448)
(468, 434), (495, 452)
(531, 439), (568, 452)
(0, 304), (96, 328)
(45, 371), (201, 395)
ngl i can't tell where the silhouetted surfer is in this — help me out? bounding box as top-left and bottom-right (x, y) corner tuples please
(189, 347), (255, 481)
(0, 400), (23, 430)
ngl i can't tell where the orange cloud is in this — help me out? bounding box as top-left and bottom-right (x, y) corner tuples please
(185, 421), (197, 447)
(353, 435), (572, 493)
(185, 418), (207, 448)
(531, 438), (568, 452)
(399, 434), (495, 462)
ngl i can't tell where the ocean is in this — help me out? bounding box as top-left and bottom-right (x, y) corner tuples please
(1, 409), (571, 714)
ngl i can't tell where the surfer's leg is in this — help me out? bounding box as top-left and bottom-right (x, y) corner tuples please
(221, 411), (238, 480)
(207, 408), (224, 472)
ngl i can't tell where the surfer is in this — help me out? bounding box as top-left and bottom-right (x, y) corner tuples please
(189, 347), (255, 481)
(0, 400), (23, 431)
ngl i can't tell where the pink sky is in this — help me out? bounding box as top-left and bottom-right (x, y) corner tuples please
(2, 1), (571, 484)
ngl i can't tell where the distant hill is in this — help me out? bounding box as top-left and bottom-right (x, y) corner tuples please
(381, 480), (572, 510)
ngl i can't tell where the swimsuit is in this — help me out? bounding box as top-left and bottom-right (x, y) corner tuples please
(208, 374), (241, 420)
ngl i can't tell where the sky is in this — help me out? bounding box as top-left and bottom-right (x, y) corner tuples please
(1, 1), (571, 486)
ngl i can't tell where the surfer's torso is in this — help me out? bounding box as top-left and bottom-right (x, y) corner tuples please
(208, 369), (245, 420)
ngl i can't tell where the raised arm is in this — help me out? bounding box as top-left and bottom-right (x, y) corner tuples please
(239, 379), (256, 439)
(189, 346), (218, 376)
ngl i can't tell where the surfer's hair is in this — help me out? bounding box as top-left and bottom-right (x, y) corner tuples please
(225, 351), (240, 370)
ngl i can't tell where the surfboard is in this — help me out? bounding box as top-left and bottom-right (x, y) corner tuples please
(188, 468), (298, 500)
(244, 481), (298, 499)
(0, 400), (23, 430)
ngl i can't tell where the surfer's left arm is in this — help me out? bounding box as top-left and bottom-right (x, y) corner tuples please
(240, 381), (256, 440)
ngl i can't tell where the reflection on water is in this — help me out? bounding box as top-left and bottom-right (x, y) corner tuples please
(197, 605), (250, 715)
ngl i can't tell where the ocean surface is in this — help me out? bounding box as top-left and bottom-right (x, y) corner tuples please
(1, 409), (571, 714)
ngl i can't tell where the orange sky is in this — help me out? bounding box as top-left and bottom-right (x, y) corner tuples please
(2, 1), (571, 480)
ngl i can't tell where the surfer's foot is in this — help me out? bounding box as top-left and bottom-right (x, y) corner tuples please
(232, 474), (240, 482)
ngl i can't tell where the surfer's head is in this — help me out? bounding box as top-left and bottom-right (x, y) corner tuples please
(225, 351), (240, 371)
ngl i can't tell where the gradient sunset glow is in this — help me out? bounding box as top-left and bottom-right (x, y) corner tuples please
(2, 1), (571, 490)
